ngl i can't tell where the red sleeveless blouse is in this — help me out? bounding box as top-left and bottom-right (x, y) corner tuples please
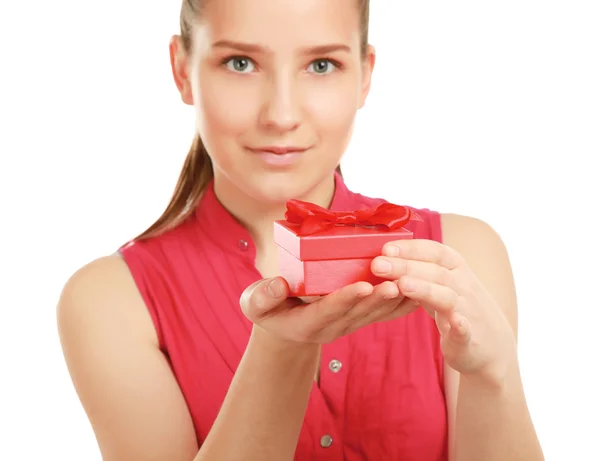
(120, 173), (448, 460)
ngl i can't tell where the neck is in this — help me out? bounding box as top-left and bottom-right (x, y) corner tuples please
(212, 172), (337, 253)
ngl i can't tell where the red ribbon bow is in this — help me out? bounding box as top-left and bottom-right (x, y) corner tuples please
(285, 199), (421, 236)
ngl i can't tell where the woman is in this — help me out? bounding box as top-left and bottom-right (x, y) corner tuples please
(57, 0), (544, 460)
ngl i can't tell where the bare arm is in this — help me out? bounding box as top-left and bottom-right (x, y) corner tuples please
(58, 255), (319, 461)
(198, 327), (319, 461)
(58, 256), (199, 460)
(441, 214), (544, 461)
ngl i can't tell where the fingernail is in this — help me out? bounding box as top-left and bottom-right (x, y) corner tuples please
(373, 258), (392, 274)
(383, 245), (400, 256)
(357, 289), (372, 299)
(267, 278), (283, 298)
(382, 290), (398, 300)
(401, 277), (417, 292)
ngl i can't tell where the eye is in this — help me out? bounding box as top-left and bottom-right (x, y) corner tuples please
(308, 59), (337, 75)
(224, 57), (255, 73)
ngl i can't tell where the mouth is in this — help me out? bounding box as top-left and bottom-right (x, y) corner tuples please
(247, 146), (309, 155)
(246, 145), (310, 167)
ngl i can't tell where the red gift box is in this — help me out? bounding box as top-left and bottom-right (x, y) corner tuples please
(274, 199), (420, 296)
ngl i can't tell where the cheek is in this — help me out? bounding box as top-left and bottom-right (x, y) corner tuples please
(304, 78), (360, 141)
(193, 71), (259, 158)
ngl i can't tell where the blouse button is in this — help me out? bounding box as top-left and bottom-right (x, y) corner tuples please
(238, 239), (249, 251)
(328, 359), (342, 373)
(320, 434), (333, 448)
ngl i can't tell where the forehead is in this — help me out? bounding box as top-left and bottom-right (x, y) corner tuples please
(196, 0), (361, 51)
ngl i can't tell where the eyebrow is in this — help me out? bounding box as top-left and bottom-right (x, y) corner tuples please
(211, 40), (351, 55)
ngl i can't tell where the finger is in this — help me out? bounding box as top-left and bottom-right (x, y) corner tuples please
(368, 296), (420, 324)
(434, 311), (452, 335)
(240, 277), (295, 320)
(398, 276), (460, 316)
(344, 296), (402, 334)
(381, 239), (462, 270)
(447, 312), (471, 344)
(298, 296), (323, 304)
(334, 282), (400, 335)
(272, 282), (374, 340)
(342, 281), (399, 323)
(371, 256), (456, 290)
(308, 281), (375, 324)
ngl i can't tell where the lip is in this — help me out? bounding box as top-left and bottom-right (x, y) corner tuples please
(246, 145), (309, 167)
(247, 146), (308, 155)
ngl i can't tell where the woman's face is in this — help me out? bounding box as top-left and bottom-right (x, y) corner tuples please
(172, 0), (375, 204)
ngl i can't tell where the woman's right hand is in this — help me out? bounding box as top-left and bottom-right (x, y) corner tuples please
(240, 277), (419, 345)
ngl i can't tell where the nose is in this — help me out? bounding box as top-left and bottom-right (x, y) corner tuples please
(259, 75), (301, 132)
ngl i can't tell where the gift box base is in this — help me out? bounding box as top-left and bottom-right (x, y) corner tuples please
(278, 246), (388, 296)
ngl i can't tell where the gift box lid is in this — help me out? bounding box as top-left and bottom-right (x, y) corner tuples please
(274, 220), (413, 261)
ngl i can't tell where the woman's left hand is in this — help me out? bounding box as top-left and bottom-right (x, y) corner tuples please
(371, 238), (518, 384)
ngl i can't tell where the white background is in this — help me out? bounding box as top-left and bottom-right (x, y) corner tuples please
(1, 1), (599, 459)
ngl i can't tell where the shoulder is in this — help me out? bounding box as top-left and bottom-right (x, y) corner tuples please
(440, 212), (505, 246)
(119, 215), (202, 269)
(440, 213), (511, 275)
(87, 220), (203, 349)
(349, 185), (508, 255)
(59, 254), (138, 307)
(57, 253), (157, 348)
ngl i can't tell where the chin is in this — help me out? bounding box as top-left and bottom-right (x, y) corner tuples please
(239, 166), (331, 206)
(250, 174), (310, 204)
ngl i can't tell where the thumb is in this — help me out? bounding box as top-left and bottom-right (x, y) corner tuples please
(240, 277), (290, 320)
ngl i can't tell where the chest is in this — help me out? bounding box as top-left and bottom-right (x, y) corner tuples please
(153, 212), (448, 459)
(162, 248), (449, 460)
